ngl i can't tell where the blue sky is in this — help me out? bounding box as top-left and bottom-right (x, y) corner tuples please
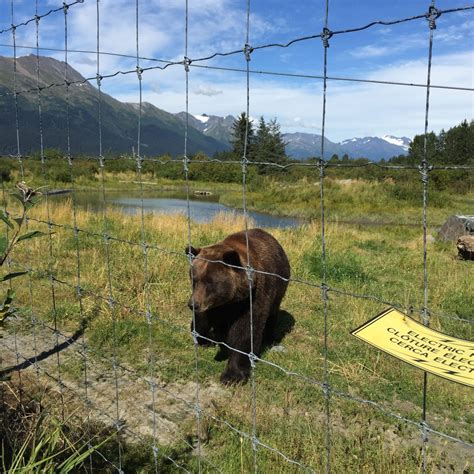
(1, 0), (472, 141)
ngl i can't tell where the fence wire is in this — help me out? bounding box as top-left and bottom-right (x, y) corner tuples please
(16, 214), (474, 325)
(183, 0), (205, 472)
(1, 1), (473, 473)
(2, 300), (472, 451)
(3, 41), (474, 93)
(420, 2), (436, 469)
(1, 153), (473, 172)
(1, 4), (474, 100)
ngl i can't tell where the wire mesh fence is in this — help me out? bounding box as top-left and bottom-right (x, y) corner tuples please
(0, 0), (473, 472)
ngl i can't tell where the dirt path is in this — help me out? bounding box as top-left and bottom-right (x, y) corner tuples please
(1, 322), (229, 448)
(1, 322), (472, 472)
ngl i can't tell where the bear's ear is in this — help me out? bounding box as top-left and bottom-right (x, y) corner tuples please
(186, 245), (201, 257)
(222, 249), (241, 268)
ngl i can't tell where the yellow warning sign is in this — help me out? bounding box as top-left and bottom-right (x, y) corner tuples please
(351, 308), (474, 387)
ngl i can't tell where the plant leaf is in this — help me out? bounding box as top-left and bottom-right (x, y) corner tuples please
(1, 288), (15, 307)
(0, 211), (13, 229)
(0, 309), (15, 320)
(17, 230), (47, 242)
(26, 197), (41, 209)
(1, 271), (28, 282)
(11, 193), (25, 205)
(0, 235), (7, 255)
(0, 288), (15, 318)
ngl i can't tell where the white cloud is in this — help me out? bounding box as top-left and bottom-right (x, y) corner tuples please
(435, 18), (474, 44)
(4, 1), (472, 143)
(350, 45), (392, 58)
(194, 85), (223, 96)
(349, 33), (426, 59)
(325, 51), (474, 140)
(148, 82), (161, 94)
(349, 18), (474, 61)
(8, 0), (279, 94)
(110, 49), (473, 142)
(75, 55), (97, 67)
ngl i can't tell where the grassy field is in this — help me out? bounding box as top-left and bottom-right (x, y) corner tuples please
(2, 175), (473, 472)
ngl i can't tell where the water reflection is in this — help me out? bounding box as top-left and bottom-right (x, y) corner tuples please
(67, 191), (301, 229)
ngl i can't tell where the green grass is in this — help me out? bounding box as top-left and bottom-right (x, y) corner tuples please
(3, 178), (474, 473)
(4, 163), (473, 224)
(306, 243), (374, 285)
(221, 176), (473, 224)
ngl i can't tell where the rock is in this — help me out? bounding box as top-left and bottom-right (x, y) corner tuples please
(270, 345), (287, 353)
(457, 235), (474, 260)
(438, 215), (474, 242)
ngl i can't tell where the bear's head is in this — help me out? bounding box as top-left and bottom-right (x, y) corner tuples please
(185, 244), (248, 313)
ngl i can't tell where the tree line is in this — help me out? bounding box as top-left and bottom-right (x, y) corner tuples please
(390, 119), (473, 166)
(214, 112), (289, 167)
(0, 118), (471, 193)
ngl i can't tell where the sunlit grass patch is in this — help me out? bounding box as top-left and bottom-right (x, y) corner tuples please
(4, 189), (473, 472)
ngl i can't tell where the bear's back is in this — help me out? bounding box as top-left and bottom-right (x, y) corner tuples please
(223, 228), (290, 279)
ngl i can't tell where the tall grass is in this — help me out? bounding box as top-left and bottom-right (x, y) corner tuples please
(221, 176), (474, 224)
(4, 192), (473, 472)
(0, 380), (110, 473)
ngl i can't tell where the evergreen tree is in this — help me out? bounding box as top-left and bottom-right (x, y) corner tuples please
(407, 120), (473, 165)
(253, 116), (287, 166)
(267, 118), (287, 163)
(254, 117), (270, 163)
(442, 119), (473, 165)
(437, 128), (446, 158)
(230, 112), (254, 159)
(407, 131), (438, 163)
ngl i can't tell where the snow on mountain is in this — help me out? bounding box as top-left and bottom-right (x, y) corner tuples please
(177, 111), (412, 161)
(193, 114), (210, 124)
(338, 136), (410, 161)
(381, 135), (411, 150)
(340, 138), (358, 144)
(176, 112), (235, 145)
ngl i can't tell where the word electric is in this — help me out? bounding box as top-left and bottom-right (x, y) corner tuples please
(352, 308), (474, 387)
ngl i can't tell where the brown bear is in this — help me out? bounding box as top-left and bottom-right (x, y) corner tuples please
(186, 228), (290, 385)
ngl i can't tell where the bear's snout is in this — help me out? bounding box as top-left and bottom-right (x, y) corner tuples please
(187, 298), (201, 313)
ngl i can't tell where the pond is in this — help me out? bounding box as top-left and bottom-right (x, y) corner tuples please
(63, 190), (302, 229)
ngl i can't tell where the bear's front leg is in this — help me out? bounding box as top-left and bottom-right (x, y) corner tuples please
(191, 312), (214, 346)
(220, 312), (264, 385)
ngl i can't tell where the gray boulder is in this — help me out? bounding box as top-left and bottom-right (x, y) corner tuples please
(438, 215), (474, 242)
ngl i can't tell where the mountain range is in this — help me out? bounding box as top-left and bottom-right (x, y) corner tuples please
(175, 113), (411, 160)
(0, 55), (410, 160)
(0, 55), (228, 157)
(174, 113), (411, 160)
